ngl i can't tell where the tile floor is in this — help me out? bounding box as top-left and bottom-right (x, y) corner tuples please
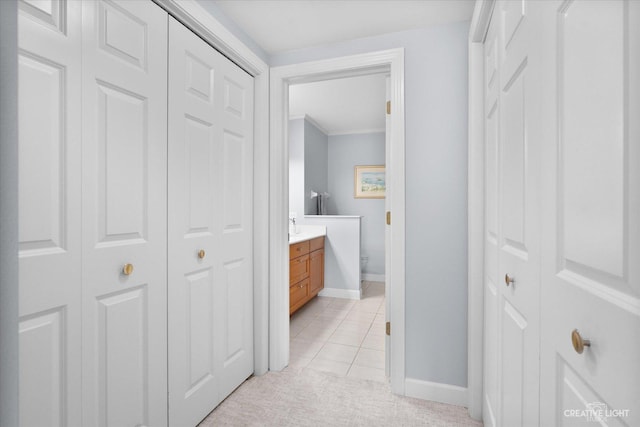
(288, 281), (387, 383)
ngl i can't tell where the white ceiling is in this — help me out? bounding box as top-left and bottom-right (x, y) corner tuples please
(212, 0), (475, 54)
(289, 74), (387, 135)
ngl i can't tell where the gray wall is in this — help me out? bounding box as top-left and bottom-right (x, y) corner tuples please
(0, 0), (19, 425)
(273, 23), (470, 387)
(303, 120), (328, 215)
(328, 133), (385, 275)
(288, 118), (305, 218)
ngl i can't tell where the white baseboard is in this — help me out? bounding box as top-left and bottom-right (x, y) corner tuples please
(318, 288), (361, 300)
(362, 273), (385, 282)
(404, 378), (468, 407)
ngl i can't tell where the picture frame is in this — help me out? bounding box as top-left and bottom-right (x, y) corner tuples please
(354, 165), (385, 199)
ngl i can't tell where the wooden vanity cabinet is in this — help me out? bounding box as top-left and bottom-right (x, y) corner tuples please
(290, 236), (324, 314)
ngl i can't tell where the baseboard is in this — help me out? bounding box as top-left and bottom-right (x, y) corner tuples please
(362, 273), (385, 282)
(404, 378), (468, 407)
(318, 288), (361, 300)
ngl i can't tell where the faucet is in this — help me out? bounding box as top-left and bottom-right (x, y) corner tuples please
(289, 217), (297, 234)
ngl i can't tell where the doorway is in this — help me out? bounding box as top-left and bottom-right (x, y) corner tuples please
(287, 73), (388, 380)
(268, 49), (406, 394)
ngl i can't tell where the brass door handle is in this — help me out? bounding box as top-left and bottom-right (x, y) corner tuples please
(198, 249), (206, 259)
(122, 264), (134, 276)
(505, 274), (515, 286)
(571, 329), (591, 354)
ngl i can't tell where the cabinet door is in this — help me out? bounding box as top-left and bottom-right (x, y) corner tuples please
(168, 16), (255, 426)
(80, 1), (168, 426)
(18, 1), (83, 425)
(290, 254), (310, 285)
(309, 249), (324, 295)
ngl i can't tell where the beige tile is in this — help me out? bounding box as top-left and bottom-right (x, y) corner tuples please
(347, 365), (387, 383)
(366, 323), (386, 337)
(314, 342), (359, 364)
(316, 307), (350, 320)
(334, 320), (372, 334)
(327, 298), (356, 310)
(373, 313), (386, 325)
(306, 317), (342, 331)
(361, 331), (385, 351)
(327, 329), (367, 347)
(306, 358), (351, 376)
(296, 324), (334, 342)
(353, 348), (385, 369)
(345, 310), (376, 323)
(350, 301), (382, 314)
(290, 337), (324, 360)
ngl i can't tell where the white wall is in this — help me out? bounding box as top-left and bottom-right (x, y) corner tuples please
(328, 132), (385, 275)
(273, 23), (470, 388)
(0, 0), (19, 425)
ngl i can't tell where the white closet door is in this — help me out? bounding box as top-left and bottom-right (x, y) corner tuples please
(482, 11), (500, 427)
(18, 1), (82, 426)
(540, 1), (640, 425)
(484, 1), (544, 425)
(80, 1), (168, 426)
(168, 17), (254, 427)
(495, 1), (542, 426)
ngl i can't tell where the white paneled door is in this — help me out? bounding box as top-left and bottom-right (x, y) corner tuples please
(18, 1), (82, 426)
(81, 1), (168, 426)
(539, 1), (640, 425)
(483, 1), (640, 426)
(168, 17), (255, 426)
(483, 1), (542, 425)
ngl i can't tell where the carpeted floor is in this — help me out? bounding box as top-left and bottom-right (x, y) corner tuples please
(199, 366), (483, 427)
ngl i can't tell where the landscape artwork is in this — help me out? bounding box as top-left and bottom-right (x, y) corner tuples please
(354, 165), (385, 198)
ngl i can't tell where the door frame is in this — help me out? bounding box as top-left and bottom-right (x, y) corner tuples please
(154, 0), (271, 375)
(269, 49), (406, 394)
(467, 0), (496, 421)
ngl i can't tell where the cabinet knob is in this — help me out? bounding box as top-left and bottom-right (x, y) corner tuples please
(571, 329), (591, 354)
(198, 249), (206, 259)
(505, 274), (515, 286)
(122, 263), (134, 276)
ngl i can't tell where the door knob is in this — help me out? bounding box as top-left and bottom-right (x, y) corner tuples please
(122, 263), (134, 276)
(571, 329), (591, 354)
(198, 249), (206, 259)
(504, 274), (515, 286)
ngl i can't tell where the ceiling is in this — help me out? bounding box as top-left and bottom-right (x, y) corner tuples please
(212, 0), (475, 54)
(289, 74), (387, 135)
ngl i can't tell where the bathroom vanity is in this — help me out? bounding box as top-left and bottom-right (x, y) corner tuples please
(289, 235), (325, 314)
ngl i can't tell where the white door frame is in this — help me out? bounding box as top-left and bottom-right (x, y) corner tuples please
(154, 0), (271, 375)
(269, 49), (406, 394)
(467, 0), (495, 421)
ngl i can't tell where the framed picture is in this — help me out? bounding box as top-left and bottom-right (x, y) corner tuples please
(354, 165), (385, 199)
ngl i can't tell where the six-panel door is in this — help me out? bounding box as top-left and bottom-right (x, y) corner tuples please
(168, 17), (255, 427)
(18, 1), (83, 425)
(80, 1), (169, 426)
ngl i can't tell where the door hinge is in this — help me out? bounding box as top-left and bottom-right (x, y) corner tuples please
(386, 321), (391, 336)
(386, 101), (391, 115)
(386, 211), (391, 225)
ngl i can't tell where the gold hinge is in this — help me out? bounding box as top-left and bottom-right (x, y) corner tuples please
(386, 101), (391, 115)
(386, 321), (391, 336)
(386, 211), (391, 225)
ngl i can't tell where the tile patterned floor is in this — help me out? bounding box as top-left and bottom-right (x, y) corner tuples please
(288, 281), (387, 383)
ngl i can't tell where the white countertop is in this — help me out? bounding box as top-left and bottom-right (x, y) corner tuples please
(289, 225), (327, 244)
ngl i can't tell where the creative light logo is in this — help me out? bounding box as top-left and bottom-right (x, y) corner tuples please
(564, 402), (630, 423)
